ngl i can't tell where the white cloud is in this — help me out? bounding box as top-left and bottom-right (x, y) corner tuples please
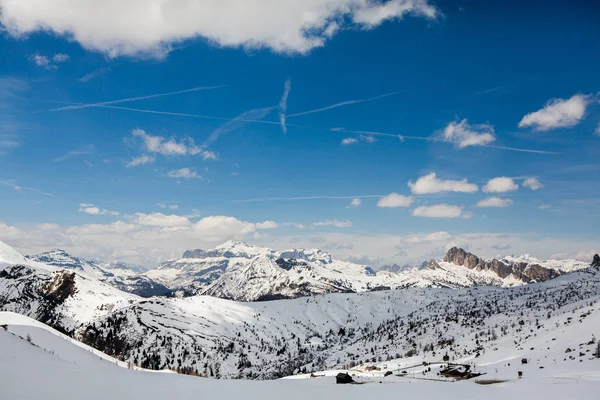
(411, 204), (463, 218)
(53, 145), (96, 163)
(313, 219), (353, 228)
(256, 221), (279, 229)
(192, 216), (256, 238)
(130, 128), (216, 160)
(476, 197), (514, 208)
(482, 177), (518, 193)
(596, 123), (600, 137)
(166, 168), (201, 179)
(78, 203), (120, 216)
(441, 119), (495, 148)
(128, 212), (191, 227)
(462, 211), (474, 220)
(539, 204), (551, 210)
(30, 53), (53, 69)
(279, 78), (291, 134)
(52, 53), (70, 62)
(377, 193), (414, 208)
(3, 219), (599, 268)
(348, 198), (361, 208)
(282, 223), (306, 229)
(408, 172), (478, 194)
(1, 0), (439, 58)
(518, 94), (590, 131)
(523, 177), (543, 190)
(340, 134), (377, 145)
(126, 154), (155, 167)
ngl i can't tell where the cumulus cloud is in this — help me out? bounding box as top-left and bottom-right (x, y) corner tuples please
(313, 219), (353, 228)
(347, 198), (361, 208)
(518, 94), (590, 131)
(377, 193), (414, 208)
(128, 129), (216, 166)
(0, 0), (439, 58)
(128, 213), (191, 227)
(441, 119), (496, 148)
(482, 177), (519, 193)
(476, 197), (514, 208)
(78, 203), (120, 216)
(408, 172), (478, 194)
(411, 204), (463, 218)
(523, 177), (543, 190)
(166, 168), (201, 179)
(193, 215), (257, 238)
(341, 137), (358, 145)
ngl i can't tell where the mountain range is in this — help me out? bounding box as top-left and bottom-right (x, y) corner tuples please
(1, 239), (599, 379)
(22, 240), (590, 301)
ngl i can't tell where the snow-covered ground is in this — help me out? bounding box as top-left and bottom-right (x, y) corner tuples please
(1, 312), (599, 399)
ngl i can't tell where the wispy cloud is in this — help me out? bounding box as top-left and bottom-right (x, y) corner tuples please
(279, 78), (291, 134)
(205, 106), (275, 146)
(53, 53), (70, 63)
(523, 177), (543, 190)
(0, 179), (54, 197)
(126, 154), (155, 168)
(166, 168), (201, 179)
(412, 204), (464, 218)
(53, 145), (96, 163)
(0, 77), (28, 154)
(78, 203), (120, 215)
(476, 197), (514, 208)
(288, 91), (398, 118)
(78, 66), (111, 83)
(48, 85), (228, 112)
(313, 219), (352, 228)
(347, 198), (361, 208)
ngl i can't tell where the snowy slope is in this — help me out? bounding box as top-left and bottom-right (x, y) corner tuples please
(1, 303), (600, 400)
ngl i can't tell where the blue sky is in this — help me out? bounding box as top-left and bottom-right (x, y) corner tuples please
(0, 0), (599, 266)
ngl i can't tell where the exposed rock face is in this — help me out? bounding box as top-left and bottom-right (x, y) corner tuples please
(441, 247), (562, 283)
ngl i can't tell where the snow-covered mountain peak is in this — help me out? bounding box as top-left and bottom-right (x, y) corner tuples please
(279, 248), (332, 264)
(0, 240), (29, 266)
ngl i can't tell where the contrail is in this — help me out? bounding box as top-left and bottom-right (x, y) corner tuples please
(231, 194), (387, 203)
(93, 104), (283, 126)
(48, 85), (228, 112)
(279, 79), (291, 134)
(0, 179), (54, 197)
(482, 144), (559, 155)
(287, 91), (398, 118)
